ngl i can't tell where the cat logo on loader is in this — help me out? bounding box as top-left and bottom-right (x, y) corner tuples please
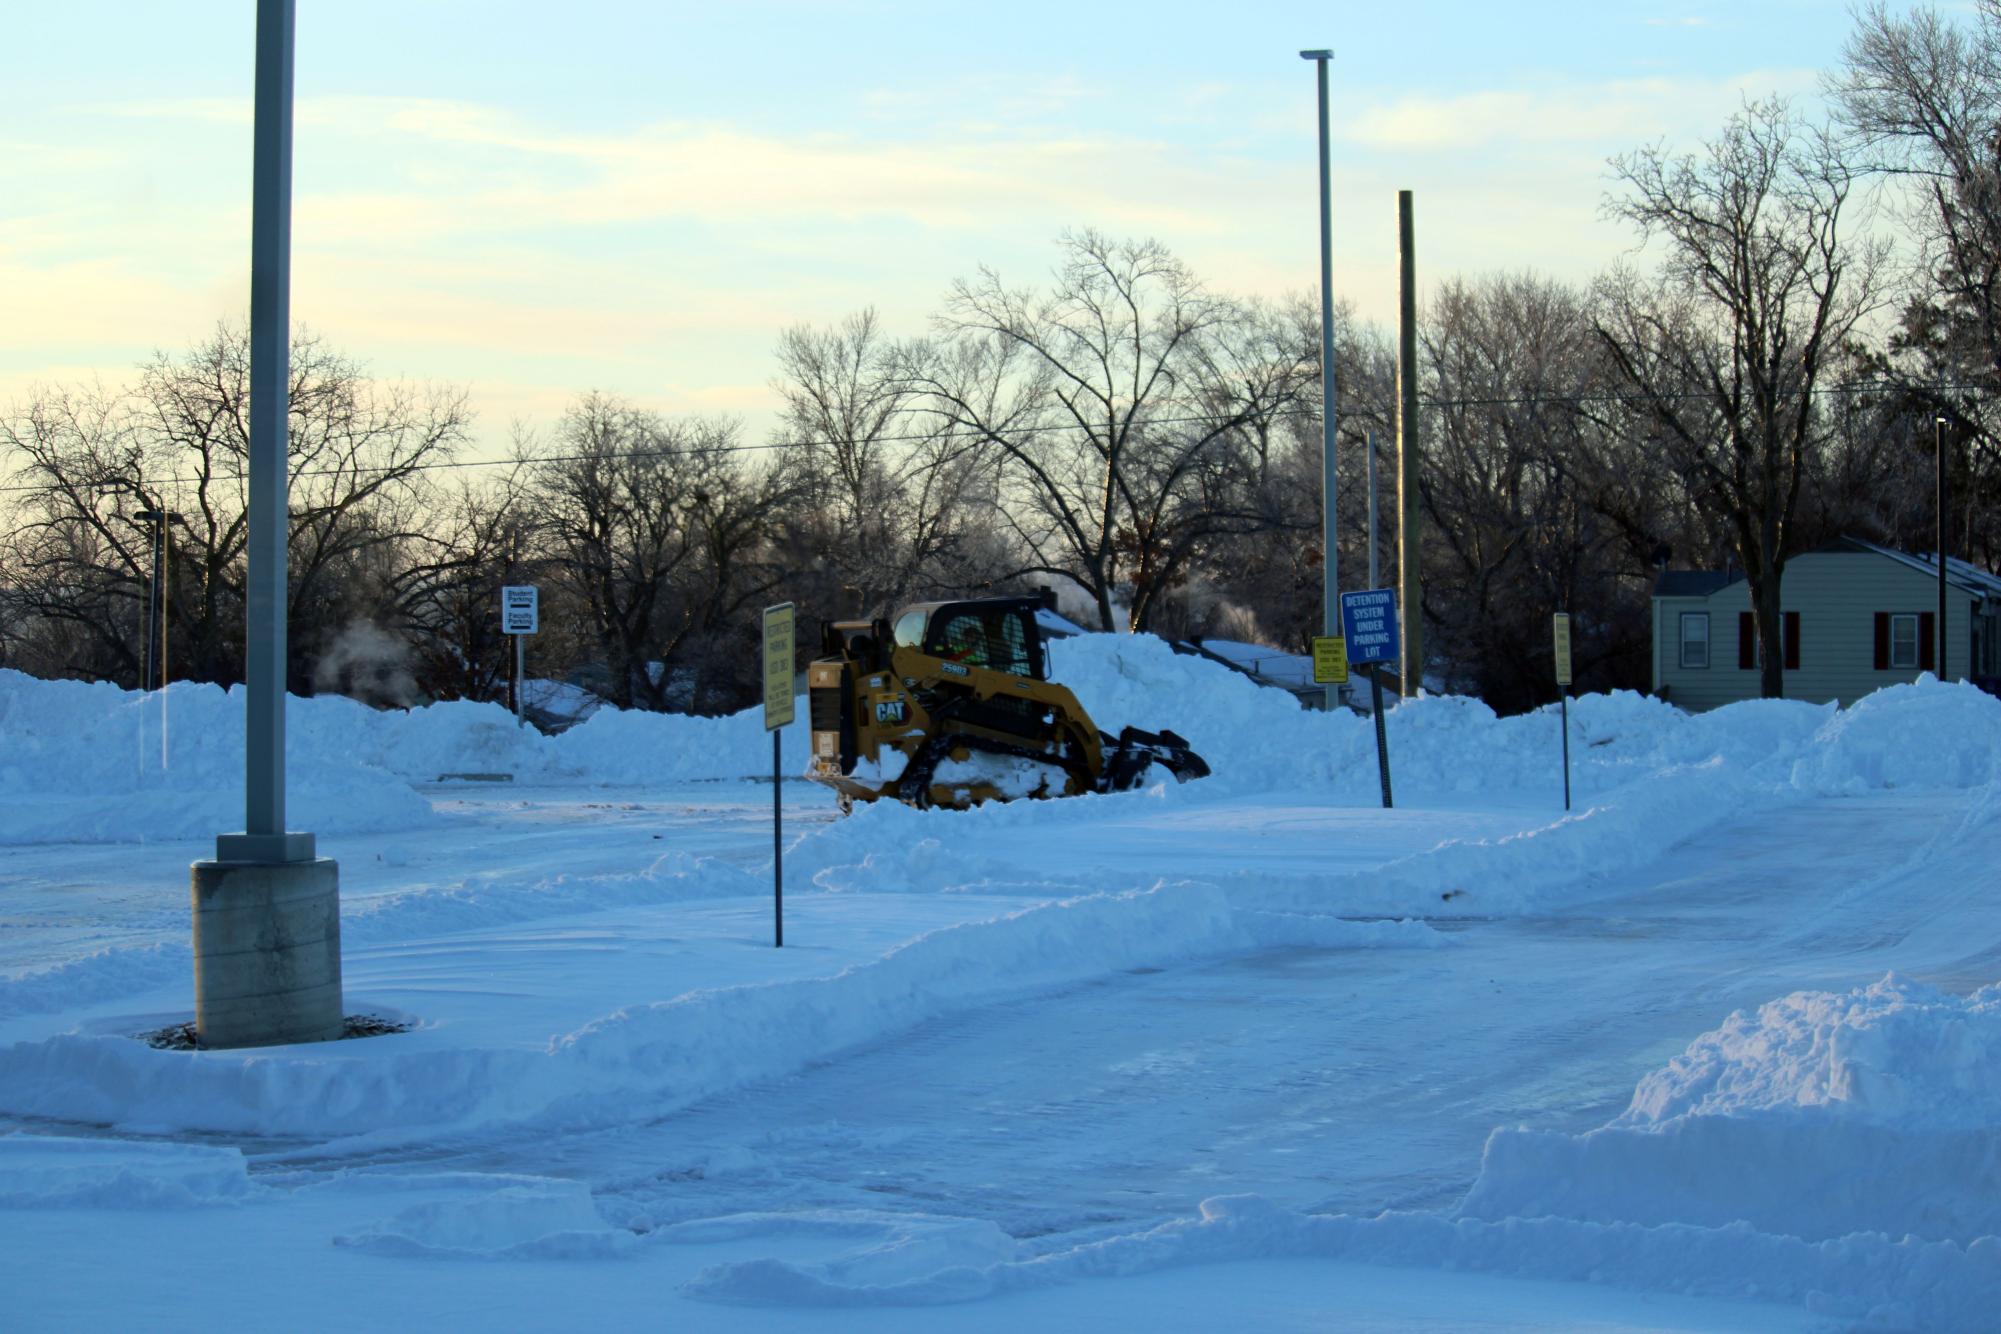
(805, 594), (1208, 812)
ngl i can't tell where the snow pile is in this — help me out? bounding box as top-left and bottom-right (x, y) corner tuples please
(337, 852), (768, 946)
(0, 671), (434, 844)
(333, 1177), (634, 1260)
(671, 1211), (1017, 1305)
(0, 883), (1443, 1140)
(548, 704), (812, 785)
(1626, 972), (2001, 1131)
(6, 637), (1996, 847)
(1790, 676), (2001, 793)
(0, 853), (774, 1023)
(0, 1134), (254, 1209)
(676, 1192), (2000, 1330)
(1047, 633), (1833, 805)
(0, 666), (823, 843)
(666, 975), (2001, 1329)
(1462, 975), (2001, 1246)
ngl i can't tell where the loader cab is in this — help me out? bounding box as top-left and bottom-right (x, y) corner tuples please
(891, 597), (1048, 680)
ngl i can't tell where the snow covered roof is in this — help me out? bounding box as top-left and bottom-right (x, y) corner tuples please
(1186, 638), (1315, 691)
(1034, 607), (1091, 638)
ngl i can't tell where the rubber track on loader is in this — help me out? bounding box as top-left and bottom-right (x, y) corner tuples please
(896, 730), (1086, 808)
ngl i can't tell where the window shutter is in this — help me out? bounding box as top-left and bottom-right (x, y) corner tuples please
(1920, 612), (1936, 672)
(1784, 612), (1800, 670)
(1738, 612), (1755, 669)
(1874, 613), (1889, 670)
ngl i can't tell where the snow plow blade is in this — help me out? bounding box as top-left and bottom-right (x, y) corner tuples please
(1101, 726), (1209, 791)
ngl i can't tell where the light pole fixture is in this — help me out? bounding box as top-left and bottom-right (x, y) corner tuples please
(1300, 48), (1339, 712)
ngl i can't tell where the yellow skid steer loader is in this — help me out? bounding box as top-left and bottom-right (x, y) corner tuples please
(805, 595), (1209, 811)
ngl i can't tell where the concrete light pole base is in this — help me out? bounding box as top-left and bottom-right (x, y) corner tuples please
(190, 857), (343, 1049)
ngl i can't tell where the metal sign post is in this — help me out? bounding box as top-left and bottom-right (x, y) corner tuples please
(500, 585), (539, 728)
(1340, 589), (1399, 808)
(1553, 612), (1573, 811)
(762, 603), (796, 948)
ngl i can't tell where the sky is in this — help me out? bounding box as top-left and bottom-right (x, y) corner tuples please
(4, 0), (1875, 453)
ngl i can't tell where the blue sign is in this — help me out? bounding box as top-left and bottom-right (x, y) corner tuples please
(1340, 588), (1400, 665)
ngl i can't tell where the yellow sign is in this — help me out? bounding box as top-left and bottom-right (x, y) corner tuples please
(1552, 612), (1573, 686)
(1311, 635), (1349, 685)
(762, 603), (796, 730)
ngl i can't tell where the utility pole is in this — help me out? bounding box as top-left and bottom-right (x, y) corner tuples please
(1397, 190), (1423, 698)
(1366, 429), (1386, 729)
(1937, 415), (1949, 679)
(131, 509), (181, 691)
(1301, 49), (1339, 712)
(1366, 430), (1379, 588)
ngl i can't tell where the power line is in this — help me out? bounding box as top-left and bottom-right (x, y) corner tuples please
(1, 379), (1989, 496)
(1418, 381), (1993, 409)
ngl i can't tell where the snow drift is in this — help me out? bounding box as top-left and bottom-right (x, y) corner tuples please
(1462, 973), (2001, 1247)
(6, 641), (1999, 845)
(673, 978), (2001, 1330)
(0, 882), (1444, 1140)
(677, 1192), (2001, 1332)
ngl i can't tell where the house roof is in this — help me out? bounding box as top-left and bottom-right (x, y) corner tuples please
(1653, 570), (1736, 598)
(1652, 537), (2001, 601)
(1835, 535), (2001, 598)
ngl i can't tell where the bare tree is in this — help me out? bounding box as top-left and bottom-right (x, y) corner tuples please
(896, 231), (1315, 632)
(1415, 273), (1651, 706)
(773, 308), (988, 617)
(0, 384), (154, 683)
(385, 469), (539, 703)
(529, 395), (799, 712)
(0, 326), (468, 689)
(1837, 1), (2001, 565)
(1595, 100), (1886, 697)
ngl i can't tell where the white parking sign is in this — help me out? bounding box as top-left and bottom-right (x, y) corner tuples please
(501, 585), (539, 635)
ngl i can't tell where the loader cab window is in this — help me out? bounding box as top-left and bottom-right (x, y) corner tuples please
(925, 606), (1042, 678)
(935, 613), (994, 667)
(892, 611), (928, 651)
(987, 609), (1037, 677)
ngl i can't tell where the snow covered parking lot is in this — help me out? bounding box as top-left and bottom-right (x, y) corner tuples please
(4, 639), (2000, 1330)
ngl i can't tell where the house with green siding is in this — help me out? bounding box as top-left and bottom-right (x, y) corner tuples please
(1651, 537), (2001, 711)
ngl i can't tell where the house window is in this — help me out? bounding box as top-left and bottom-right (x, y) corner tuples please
(1889, 613), (1918, 669)
(1679, 612), (1709, 669)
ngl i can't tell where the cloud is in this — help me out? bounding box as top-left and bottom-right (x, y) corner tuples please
(83, 96), (250, 125)
(1342, 70), (1820, 151)
(283, 97), (1220, 236)
(4, 69), (1835, 454)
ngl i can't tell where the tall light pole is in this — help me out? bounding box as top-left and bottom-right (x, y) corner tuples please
(189, 0), (343, 1050)
(1301, 48), (1339, 712)
(235, 0), (300, 864)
